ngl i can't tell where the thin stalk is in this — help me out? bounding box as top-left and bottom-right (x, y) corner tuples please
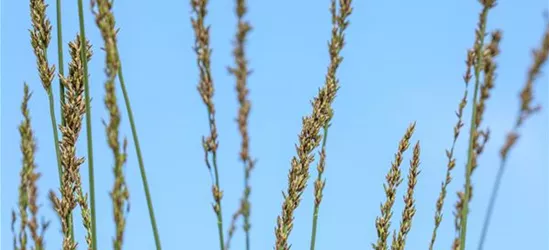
(311, 123), (329, 250)
(478, 23), (549, 250)
(476, 159), (505, 250)
(56, 0), (65, 125)
(458, 61), (481, 250)
(116, 61), (162, 250)
(191, 1), (225, 248)
(459, 10), (488, 250)
(76, 0), (97, 249)
(213, 151), (225, 250)
(310, 123), (329, 250)
(47, 90), (74, 240)
(47, 92), (63, 206)
(55, 0), (76, 241)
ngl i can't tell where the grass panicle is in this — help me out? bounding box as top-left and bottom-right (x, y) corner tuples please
(49, 35), (93, 250)
(274, 1), (352, 249)
(16, 84), (49, 250)
(429, 49), (473, 250)
(91, 0), (162, 248)
(225, 0), (255, 249)
(455, 1), (497, 248)
(190, 0), (226, 249)
(29, 0), (55, 91)
(29, 0), (63, 189)
(92, 1), (131, 249)
(478, 22), (549, 250)
(391, 141), (421, 250)
(457, 29), (501, 250)
(23, 86), (49, 250)
(17, 86), (31, 250)
(309, 1), (352, 249)
(67, 36), (94, 250)
(373, 122), (416, 250)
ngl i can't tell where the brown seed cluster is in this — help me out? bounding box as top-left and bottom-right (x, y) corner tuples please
(274, 1), (352, 249)
(50, 35), (93, 250)
(373, 122), (415, 250)
(29, 0), (55, 92)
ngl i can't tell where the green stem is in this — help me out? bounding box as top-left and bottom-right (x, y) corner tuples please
(243, 168), (250, 250)
(477, 159), (506, 250)
(47, 90), (76, 240)
(47, 91), (63, 198)
(309, 123), (329, 250)
(459, 61), (481, 250)
(116, 62), (162, 250)
(53, 0), (75, 241)
(212, 151), (225, 250)
(459, 9), (488, 249)
(245, 215), (250, 250)
(76, 0), (97, 249)
(56, 0), (65, 126)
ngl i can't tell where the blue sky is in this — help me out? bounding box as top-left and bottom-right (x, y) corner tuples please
(1, 0), (548, 249)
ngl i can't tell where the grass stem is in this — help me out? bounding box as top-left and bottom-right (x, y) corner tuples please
(459, 4), (491, 248)
(56, 0), (65, 126)
(116, 61), (162, 250)
(76, 0), (97, 248)
(309, 123), (329, 250)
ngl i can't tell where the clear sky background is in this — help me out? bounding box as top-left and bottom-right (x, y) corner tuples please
(1, 0), (548, 249)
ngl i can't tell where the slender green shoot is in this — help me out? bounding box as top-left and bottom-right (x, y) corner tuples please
(478, 23), (549, 250)
(56, 0), (65, 125)
(76, 0), (97, 249)
(310, 123), (329, 250)
(459, 2), (495, 248)
(116, 61), (162, 250)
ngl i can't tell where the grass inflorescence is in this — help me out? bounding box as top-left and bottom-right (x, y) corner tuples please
(274, 1), (352, 249)
(428, 48), (473, 250)
(14, 84), (50, 250)
(373, 122), (416, 250)
(190, 0), (226, 249)
(225, 0), (255, 249)
(49, 35), (93, 250)
(91, 0), (131, 249)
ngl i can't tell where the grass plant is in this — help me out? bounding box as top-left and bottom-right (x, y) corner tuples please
(8, 0), (548, 249)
